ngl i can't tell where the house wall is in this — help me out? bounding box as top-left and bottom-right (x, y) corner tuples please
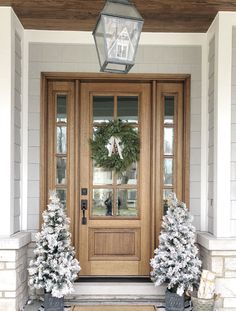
(231, 28), (236, 236)
(208, 36), (215, 235)
(27, 42), (202, 232)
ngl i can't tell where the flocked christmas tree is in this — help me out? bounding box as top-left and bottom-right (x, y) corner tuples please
(150, 193), (201, 296)
(28, 190), (81, 298)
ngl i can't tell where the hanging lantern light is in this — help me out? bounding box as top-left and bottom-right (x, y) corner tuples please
(93, 0), (144, 74)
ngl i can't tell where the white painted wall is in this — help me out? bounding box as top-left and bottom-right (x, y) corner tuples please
(26, 35), (203, 231)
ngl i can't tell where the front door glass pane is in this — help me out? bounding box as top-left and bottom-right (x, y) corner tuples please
(93, 96), (114, 123)
(164, 158), (173, 186)
(164, 127), (174, 155)
(116, 189), (138, 216)
(57, 95), (67, 123)
(92, 189), (113, 216)
(93, 162), (113, 185)
(164, 96), (174, 124)
(56, 157), (66, 185)
(57, 126), (67, 154)
(117, 162), (137, 185)
(56, 189), (66, 208)
(117, 96), (138, 123)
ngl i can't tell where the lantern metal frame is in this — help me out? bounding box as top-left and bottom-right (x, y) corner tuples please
(93, 0), (144, 74)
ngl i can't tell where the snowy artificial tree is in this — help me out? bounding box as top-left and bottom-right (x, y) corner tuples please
(28, 190), (81, 299)
(150, 193), (201, 297)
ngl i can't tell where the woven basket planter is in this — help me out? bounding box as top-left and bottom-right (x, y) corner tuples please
(165, 289), (185, 311)
(44, 293), (64, 311)
(191, 295), (214, 311)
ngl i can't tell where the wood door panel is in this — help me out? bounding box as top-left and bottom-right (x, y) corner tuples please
(78, 82), (151, 276)
(90, 261), (140, 276)
(89, 228), (140, 260)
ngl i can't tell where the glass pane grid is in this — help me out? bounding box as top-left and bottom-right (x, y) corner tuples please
(55, 94), (67, 207)
(162, 95), (176, 207)
(91, 94), (139, 218)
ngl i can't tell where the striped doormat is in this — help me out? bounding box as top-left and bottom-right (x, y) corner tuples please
(70, 306), (157, 311)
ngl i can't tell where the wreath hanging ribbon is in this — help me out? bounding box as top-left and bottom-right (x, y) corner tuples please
(90, 119), (140, 174)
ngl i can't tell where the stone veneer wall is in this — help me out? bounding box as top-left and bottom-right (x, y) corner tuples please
(0, 233), (31, 311)
(198, 233), (236, 310)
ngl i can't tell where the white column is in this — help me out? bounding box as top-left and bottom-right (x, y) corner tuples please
(200, 35), (209, 231)
(213, 13), (232, 237)
(0, 8), (14, 236)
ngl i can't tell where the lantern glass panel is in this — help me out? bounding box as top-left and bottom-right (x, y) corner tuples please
(93, 18), (107, 68)
(103, 15), (142, 63)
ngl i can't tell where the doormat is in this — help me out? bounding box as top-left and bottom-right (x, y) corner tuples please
(71, 306), (157, 311)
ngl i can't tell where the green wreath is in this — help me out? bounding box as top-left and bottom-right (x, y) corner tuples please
(90, 119), (140, 174)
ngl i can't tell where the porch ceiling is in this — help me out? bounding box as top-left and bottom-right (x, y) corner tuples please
(1, 0), (236, 33)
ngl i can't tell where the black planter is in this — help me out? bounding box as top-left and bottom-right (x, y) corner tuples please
(165, 288), (185, 311)
(44, 293), (64, 311)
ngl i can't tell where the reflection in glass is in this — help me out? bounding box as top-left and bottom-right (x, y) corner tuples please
(164, 158), (173, 186)
(56, 189), (66, 208)
(92, 189), (113, 216)
(117, 162), (137, 185)
(57, 95), (67, 123)
(56, 157), (66, 184)
(164, 128), (174, 155)
(163, 188), (173, 200)
(117, 96), (138, 123)
(163, 199), (169, 215)
(93, 162), (113, 185)
(57, 126), (67, 154)
(116, 189), (137, 216)
(164, 96), (174, 124)
(93, 96), (114, 123)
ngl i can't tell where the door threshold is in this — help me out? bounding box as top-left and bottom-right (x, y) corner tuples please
(77, 277), (151, 283)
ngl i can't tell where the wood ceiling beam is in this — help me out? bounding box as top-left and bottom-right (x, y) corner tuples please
(1, 0), (236, 32)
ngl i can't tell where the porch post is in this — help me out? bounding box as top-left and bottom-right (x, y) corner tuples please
(213, 13), (232, 237)
(0, 7), (14, 236)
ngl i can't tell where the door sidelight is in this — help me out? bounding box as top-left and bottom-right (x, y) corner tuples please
(81, 199), (88, 225)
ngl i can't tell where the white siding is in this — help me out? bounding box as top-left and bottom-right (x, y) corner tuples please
(28, 43), (202, 231)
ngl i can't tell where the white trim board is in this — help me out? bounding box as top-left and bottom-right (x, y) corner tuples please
(25, 29), (206, 46)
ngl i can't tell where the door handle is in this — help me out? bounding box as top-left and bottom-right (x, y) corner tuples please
(81, 200), (87, 225)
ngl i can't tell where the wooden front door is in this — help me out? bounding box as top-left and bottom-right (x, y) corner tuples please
(77, 82), (151, 276)
(42, 74), (190, 278)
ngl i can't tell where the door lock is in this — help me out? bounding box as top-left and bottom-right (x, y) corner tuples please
(81, 200), (88, 225)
